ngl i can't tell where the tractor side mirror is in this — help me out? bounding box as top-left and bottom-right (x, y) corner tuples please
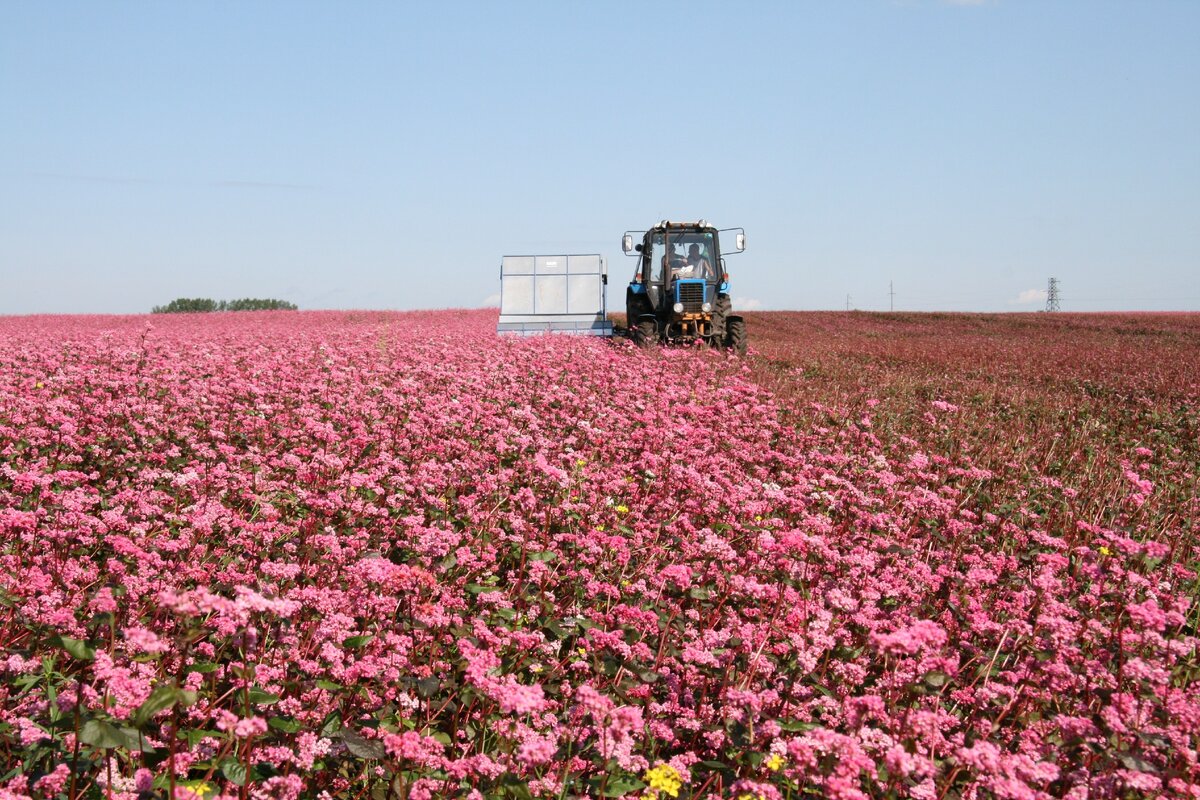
(735, 232), (746, 252)
(622, 234), (634, 254)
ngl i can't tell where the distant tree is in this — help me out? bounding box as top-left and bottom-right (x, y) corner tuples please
(224, 298), (299, 312)
(152, 298), (220, 313)
(152, 297), (297, 313)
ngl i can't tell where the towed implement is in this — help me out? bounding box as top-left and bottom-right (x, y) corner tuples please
(623, 220), (747, 353)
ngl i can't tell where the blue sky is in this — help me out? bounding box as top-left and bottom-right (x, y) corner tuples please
(2, 1), (1198, 314)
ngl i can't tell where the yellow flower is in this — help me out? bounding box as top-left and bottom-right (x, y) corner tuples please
(178, 781), (216, 799)
(576, 458), (587, 468)
(1099, 545), (1112, 556)
(643, 763), (683, 798)
(765, 753), (785, 772)
(35, 382), (44, 389)
(616, 504), (630, 514)
(755, 515), (763, 522)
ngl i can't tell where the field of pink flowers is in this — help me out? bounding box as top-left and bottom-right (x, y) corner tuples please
(1, 309), (1197, 800)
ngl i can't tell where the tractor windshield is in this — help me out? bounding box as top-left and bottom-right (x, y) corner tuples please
(650, 231), (717, 285)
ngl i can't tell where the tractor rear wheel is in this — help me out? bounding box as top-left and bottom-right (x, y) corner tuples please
(726, 318), (747, 355)
(635, 318), (658, 349)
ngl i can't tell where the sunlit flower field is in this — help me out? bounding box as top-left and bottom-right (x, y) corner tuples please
(1, 309), (1197, 799)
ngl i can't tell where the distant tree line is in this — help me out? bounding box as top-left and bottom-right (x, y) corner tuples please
(151, 298), (299, 313)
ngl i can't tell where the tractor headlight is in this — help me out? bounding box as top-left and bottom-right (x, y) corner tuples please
(673, 302), (684, 313)
(701, 302), (712, 312)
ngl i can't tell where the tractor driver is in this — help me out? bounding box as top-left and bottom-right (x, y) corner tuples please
(685, 243), (711, 279)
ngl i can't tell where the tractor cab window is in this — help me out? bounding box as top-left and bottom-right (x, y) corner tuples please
(650, 231), (716, 284)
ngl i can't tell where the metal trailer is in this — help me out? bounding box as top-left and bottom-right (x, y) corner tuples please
(496, 254), (614, 337)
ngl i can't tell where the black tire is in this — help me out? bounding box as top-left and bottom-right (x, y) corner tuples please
(726, 318), (747, 355)
(635, 318), (658, 349)
(710, 294), (731, 340)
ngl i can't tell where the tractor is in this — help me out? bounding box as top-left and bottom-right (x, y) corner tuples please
(623, 220), (747, 353)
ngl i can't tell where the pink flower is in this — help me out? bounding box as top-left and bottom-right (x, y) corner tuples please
(234, 716), (268, 738)
(33, 765), (70, 796)
(383, 731), (444, 768)
(869, 620), (948, 656)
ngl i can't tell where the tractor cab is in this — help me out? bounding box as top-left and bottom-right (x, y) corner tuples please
(623, 220), (747, 353)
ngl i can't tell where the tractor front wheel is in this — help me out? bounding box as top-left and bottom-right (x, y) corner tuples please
(635, 318), (658, 349)
(711, 294), (732, 340)
(726, 318), (747, 355)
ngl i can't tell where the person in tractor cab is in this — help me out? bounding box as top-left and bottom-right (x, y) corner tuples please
(685, 243), (711, 279)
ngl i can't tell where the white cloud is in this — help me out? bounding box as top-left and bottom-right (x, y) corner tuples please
(734, 296), (764, 311)
(1014, 288), (1046, 305)
(480, 293), (501, 307)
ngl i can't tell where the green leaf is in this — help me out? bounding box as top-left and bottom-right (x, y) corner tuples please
(248, 688), (280, 706)
(181, 728), (223, 746)
(923, 671), (949, 688)
(186, 661), (220, 674)
(466, 584), (500, 595)
(316, 679), (342, 691)
(1118, 753), (1159, 774)
(811, 682), (836, 699)
(439, 553), (458, 570)
(688, 587), (712, 600)
(268, 716), (302, 734)
(340, 729), (386, 760)
(319, 711), (342, 737)
(221, 758), (248, 786)
(132, 685), (183, 727)
(528, 551), (556, 562)
(342, 634), (374, 649)
(79, 719), (132, 749)
(416, 676), (440, 698)
(53, 636), (95, 662)
(778, 719), (817, 732)
(119, 725), (155, 753)
(594, 776), (646, 797)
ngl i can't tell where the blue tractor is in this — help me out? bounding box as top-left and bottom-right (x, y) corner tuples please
(623, 220), (747, 354)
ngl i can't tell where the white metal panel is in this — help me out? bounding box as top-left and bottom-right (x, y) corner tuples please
(568, 254), (602, 274)
(567, 274), (599, 315)
(502, 255), (535, 276)
(500, 275), (535, 315)
(535, 274), (568, 314)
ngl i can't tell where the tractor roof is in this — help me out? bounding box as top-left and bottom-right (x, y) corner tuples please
(652, 219), (716, 232)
